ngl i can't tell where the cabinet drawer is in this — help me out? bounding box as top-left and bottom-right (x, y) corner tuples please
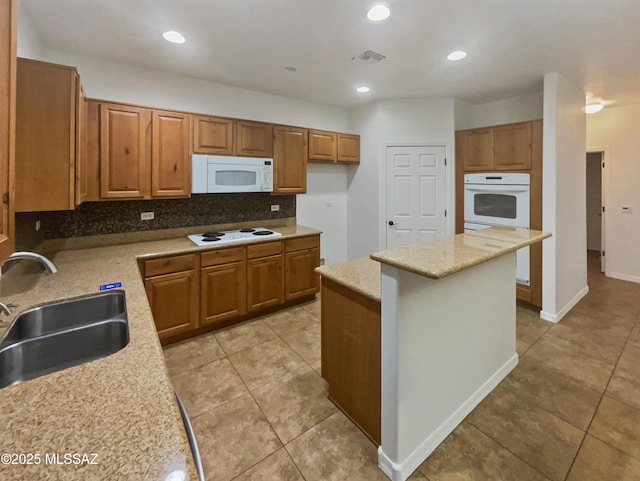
(286, 235), (320, 252)
(145, 254), (196, 277)
(247, 241), (283, 260)
(201, 247), (245, 267)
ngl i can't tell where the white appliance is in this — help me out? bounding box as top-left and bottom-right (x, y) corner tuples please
(191, 155), (273, 193)
(187, 227), (281, 246)
(463, 173), (531, 286)
(463, 173), (530, 227)
(464, 222), (530, 285)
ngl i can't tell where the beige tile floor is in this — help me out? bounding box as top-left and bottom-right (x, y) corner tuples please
(165, 252), (640, 481)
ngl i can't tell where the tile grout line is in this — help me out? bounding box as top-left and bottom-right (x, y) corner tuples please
(465, 419), (557, 481)
(561, 308), (640, 480)
(225, 303), (327, 480)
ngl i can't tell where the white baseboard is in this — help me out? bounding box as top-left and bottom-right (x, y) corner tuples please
(540, 285), (589, 323)
(609, 272), (640, 283)
(377, 353), (519, 481)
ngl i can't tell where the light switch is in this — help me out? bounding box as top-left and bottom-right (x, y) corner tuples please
(141, 212), (155, 220)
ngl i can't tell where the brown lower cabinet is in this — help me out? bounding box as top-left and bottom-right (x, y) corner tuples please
(201, 261), (247, 326)
(246, 241), (285, 311)
(285, 240), (320, 301)
(144, 255), (200, 339)
(143, 235), (320, 341)
(321, 277), (381, 445)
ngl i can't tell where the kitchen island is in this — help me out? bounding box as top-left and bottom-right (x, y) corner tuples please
(317, 226), (550, 481)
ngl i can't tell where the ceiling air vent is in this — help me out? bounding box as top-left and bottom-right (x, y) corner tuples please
(352, 49), (386, 64)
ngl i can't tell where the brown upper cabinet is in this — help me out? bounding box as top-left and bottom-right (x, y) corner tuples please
(273, 125), (307, 194)
(100, 103), (151, 199)
(458, 122), (532, 172)
(494, 122), (532, 171)
(152, 110), (191, 197)
(192, 115), (234, 155)
(236, 120), (273, 157)
(0, 0), (16, 264)
(96, 102), (192, 200)
(337, 133), (360, 163)
(458, 127), (493, 171)
(15, 58), (80, 211)
(308, 130), (337, 162)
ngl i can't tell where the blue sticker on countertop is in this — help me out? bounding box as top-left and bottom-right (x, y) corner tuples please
(99, 282), (122, 291)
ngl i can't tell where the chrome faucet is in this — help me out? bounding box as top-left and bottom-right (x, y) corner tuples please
(5, 252), (58, 274)
(0, 302), (11, 316)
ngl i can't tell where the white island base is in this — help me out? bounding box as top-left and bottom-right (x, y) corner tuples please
(377, 252), (518, 481)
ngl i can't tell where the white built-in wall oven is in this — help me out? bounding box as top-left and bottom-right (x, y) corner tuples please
(463, 173), (531, 285)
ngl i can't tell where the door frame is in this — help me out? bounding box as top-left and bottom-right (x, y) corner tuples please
(586, 147), (610, 275)
(379, 143), (453, 250)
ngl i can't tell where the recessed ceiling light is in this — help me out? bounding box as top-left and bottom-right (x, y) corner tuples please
(367, 5), (391, 22)
(356, 86), (371, 93)
(163, 31), (186, 44)
(585, 103), (604, 114)
(447, 50), (467, 61)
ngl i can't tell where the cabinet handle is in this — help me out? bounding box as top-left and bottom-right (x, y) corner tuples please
(173, 163), (177, 173)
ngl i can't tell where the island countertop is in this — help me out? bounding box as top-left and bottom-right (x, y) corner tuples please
(0, 221), (320, 481)
(370, 226), (550, 279)
(316, 257), (381, 302)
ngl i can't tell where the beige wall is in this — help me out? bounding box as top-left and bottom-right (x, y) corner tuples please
(541, 73), (588, 322)
(587, 104), (640, 282)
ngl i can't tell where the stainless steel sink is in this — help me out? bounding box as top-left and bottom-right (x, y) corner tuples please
(0, 291), (129, 388)
(1, 290), (127, 344)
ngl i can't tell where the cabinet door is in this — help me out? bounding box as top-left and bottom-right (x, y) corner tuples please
(247, 254), (284, 312)
(100, 103), (150, 199)
(337, 133), (360, 163)
(285, 247), (320, 301)
(308, 130), (336, 162)
(192, 115), (234, 155)
(75, 84), (88, 206)
(462, 128), (494, 171)
(494, 122), (532, 171)
(152, 110), (191, 197)
(0, 0), (16, 264)
(15, 59), (77, 211)
(273, 125), (307, 194)
(201, 261), (246, 326)
(145, 270), (199, 339)
(236, 120), (273, 157)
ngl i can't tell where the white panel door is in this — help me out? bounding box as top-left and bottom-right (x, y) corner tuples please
(386, 146), (447, 249)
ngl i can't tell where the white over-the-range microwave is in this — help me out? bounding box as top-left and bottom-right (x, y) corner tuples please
(191, 155), (274, 193)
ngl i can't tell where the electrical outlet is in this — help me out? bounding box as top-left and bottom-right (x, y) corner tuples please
(35, 220), (41, 232)
(271, 205), (280, 212)
(622, 205), (633, 214)
(141, 212), (155, 221)
(320, 258), (325, 266)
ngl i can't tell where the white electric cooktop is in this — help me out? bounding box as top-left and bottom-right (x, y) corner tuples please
(187, 227), (282, 246)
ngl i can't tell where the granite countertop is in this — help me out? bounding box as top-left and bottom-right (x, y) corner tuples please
(371, 226), (550, 279)
(315, 257), (381, 302)
(0, 221), (320, 481)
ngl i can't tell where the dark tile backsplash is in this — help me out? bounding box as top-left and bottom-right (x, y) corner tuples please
(15, 193), (295, 250)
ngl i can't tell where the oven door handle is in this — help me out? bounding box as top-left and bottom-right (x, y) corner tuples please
(464, 187), (529, 194)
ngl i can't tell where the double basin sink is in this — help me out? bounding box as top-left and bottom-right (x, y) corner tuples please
(0, 290), (129, 388)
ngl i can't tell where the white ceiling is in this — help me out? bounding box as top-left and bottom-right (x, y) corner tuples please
(20, 0), (640, 108)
